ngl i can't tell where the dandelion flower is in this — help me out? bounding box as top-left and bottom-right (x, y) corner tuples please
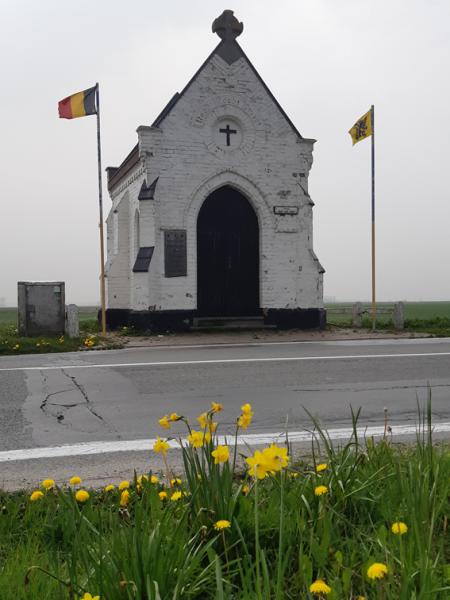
(314, 485), (328, 497)
(367, 562), (388, 580)
(69, 476), (82, 486)
(211, 402), (223, 413)
(104, 484), (115, 492)
(42, 479), (55, 490)
(80, 593), (100, 600)
(158, 415), (170, 429)
(30, 491), (44, 502)
(170, 490), (182, 501)
(211, 445), (229, 464)
(75, 490), (90, 503)
(316, 463), (328, 473)
(153, 437), (170, 455)
(169, 412), (180, 421)
(159, 491), (168, 500)
(391, 521), (408, 535)
(241, 403), (252, 414)
(150, 475), (159, 484)
(118, 480), (130, 491)
(214, 519), (231, 530)
(309, 579), (331, 595)
(171, 478), (182, 486)
(187, 429), (211, 448)
(120, 490), (130, 507)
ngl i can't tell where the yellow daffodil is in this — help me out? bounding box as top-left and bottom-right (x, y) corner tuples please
(171, 478), (182, 486)
(262, 444), (289, 471)
(197, 412), (208, 429)
(214, 519), (231, 530)
(246, 450), (270, 479)
(159, 491), (168, 500)
(41, 479), (55, 490)
(211, 401), (223, 413)
(316, 463), (328, 473)
(242, 484), (250, 495)
(69, 476), (82, 486)
(150, 475), (159, 484)
(391, 521), (408, 535)
(104, 484), (115, 492)
(187, 429), (211, 448)
(118, 480), (130, 491)
(169, 412), (180, 421)
(170, 490), (182, 501)
(314, 485), (329, 497)
(80, 594), (100, 600)
(137, 475), (148, 485)
(120, 490), (130, 507)
(159, 415), (170, 429)
(153, 437), (170, 455)
(241, 403), (252, 414)
(309, 579), (331, 595)
(211, 445), (230, 464)
(75, 490), (90, 503)
(30, 491), (44, 502)
(238, 412), (253, 430)
(209, 421), (218, 433)
(289, 471), (300, 478)
(367, 562), (388, 580)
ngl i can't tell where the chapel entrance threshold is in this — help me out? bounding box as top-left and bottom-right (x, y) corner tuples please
(197, 185), (260, 318)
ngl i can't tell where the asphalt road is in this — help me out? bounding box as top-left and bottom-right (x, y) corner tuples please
(1, 337), (449, 488)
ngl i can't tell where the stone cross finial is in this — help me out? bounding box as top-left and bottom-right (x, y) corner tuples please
(212, 10), (243, 41)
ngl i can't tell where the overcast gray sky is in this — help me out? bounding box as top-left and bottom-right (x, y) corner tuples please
(1, 0), (449, 306)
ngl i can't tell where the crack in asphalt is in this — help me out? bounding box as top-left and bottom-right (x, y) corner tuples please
(60, 369), (107, 424)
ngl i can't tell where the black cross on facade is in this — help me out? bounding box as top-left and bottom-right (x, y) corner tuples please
(219, 124), (237, 146)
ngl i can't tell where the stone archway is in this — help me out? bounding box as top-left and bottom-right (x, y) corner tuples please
(197, 185), (260, 317)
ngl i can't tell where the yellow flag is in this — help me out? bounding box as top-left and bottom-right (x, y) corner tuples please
(349, 109), (373, 145)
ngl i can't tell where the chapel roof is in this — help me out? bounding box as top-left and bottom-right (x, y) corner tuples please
(107, 10), (303, 192)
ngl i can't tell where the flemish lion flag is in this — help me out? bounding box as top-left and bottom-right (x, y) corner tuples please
(58, 85), (97, 119)
(349, 109), (373, 145)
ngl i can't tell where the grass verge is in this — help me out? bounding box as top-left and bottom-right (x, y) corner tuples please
(1, 404), (449, 599)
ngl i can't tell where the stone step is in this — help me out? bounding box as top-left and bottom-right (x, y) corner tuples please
(193, 316), (275, 330)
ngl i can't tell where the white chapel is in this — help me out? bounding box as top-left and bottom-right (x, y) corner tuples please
(105, 9), (325, 331)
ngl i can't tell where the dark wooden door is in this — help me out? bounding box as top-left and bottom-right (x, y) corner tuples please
(197, 186), (259, 317)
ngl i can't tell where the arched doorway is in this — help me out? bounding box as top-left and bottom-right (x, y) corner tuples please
(197, 185), (260, 317)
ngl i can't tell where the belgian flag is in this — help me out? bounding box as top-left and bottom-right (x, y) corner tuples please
(58, 85), (97, 119)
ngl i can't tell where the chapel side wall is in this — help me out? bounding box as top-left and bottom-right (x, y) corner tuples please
(106, 163), (158, 311)
(138, 53), (323, 312)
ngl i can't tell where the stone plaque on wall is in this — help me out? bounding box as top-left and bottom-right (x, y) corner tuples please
(164, 230), (187, 277)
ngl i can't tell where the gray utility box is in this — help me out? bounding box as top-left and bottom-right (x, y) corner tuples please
(18, 282), (65, 337)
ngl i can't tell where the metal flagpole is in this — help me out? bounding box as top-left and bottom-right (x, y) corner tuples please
(371, 104), (376, 330)
(95, 83), (107, 336)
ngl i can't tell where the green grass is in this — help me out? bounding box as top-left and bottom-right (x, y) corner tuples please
(326, 301), (450, 335)
(0, 307), (102, 355)
(1, 404), (449, 599)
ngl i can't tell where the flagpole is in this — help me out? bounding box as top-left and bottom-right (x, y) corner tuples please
(371, 104), (376, 330)
(95, 83), (107, 336)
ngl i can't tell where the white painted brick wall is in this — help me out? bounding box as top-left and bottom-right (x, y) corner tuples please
(106, 48), (324, 312)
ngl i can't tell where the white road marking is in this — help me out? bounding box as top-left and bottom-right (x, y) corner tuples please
(1, 351), (450, 372)
(1, 422), (450, 462)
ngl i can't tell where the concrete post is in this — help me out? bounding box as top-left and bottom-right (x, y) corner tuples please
(393, 302), (404, 330)
(352, 302), (363, 328)
(66, 304), (79, 338)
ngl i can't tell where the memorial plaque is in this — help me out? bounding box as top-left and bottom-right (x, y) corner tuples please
(164, 230), (187, 277)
